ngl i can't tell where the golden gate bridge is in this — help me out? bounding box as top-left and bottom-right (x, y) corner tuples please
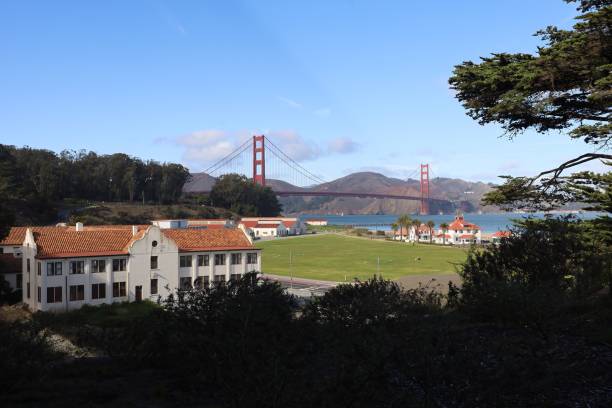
(196, 135), (450, 215)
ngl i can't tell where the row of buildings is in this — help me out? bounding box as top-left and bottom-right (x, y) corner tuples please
(0, 220), (262, 312)
(393, 215), (509, 245)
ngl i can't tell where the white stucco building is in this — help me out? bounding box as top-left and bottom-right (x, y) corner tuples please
(434, 215), (482, 245)
(239, 217), (305, 236)
(1, 223), (261, 312)
(305, 219), (328, 226)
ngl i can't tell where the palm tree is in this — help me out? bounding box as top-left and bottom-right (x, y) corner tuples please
(411, 218), (421, 242)
(440, 222), (449, 245)
(396, 214), (412, 241)
(426, 220), (435, 244)
(391, 222), (399, 240)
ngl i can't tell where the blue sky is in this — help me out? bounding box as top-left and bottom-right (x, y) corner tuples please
(0, 0), (603, 183)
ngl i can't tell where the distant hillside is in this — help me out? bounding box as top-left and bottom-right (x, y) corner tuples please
(183, 171), (496, 215)
(300, 172), (495, 215)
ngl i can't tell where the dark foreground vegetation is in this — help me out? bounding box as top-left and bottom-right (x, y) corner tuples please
(1, 217), (611, 407)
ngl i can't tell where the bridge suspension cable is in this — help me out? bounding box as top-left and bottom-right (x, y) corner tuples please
(265, 137), (326, 185)
(203, 138), (251, 176)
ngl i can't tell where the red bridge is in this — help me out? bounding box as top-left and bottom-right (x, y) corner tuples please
(197, 135), (448, 214)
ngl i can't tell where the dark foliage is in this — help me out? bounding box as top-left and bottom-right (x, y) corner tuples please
(449, 0), (611, 212)
(454, 216), (612, 326)
(0, 320), (62, 395)
(209, 173), (282, 216)
(3, 272), (612, 407)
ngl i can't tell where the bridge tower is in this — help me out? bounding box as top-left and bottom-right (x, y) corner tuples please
(420, 164), (430, 215)
(252, 135), (266, 186)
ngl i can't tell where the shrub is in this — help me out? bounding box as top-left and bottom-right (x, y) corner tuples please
(456, 217), (611, 326)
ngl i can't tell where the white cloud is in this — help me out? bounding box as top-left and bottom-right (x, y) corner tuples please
(177, 130), (239, 164)
(277, 96), (302, 109)
(267, 130), (321, 161)
(328, 137), (360, 154)
(313, 107), (332, 117)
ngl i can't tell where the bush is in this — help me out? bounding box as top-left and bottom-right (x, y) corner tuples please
(456, 217), (611, 326)
(0, 320), (61, 395)
(303, 276), (444, 325)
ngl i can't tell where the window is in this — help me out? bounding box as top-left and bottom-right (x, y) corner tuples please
(26, 258), (30, 273)
(0, 247), (3, 253)
(214, 254), (226, 266)
(37, 262), (41, 275)
(247, 253), (258, 264)
(16, 274), (22, 289)
(213, 275), (226, 283)
(113, 282), (126, 297)
(27, 282), (30, 299)
(92, 259), (106, 273)
(37, 286), (40, 302)
(230, 273), (241, 281)
(13, 247), (22, 257)
(180, 255), (192, 268)
(69, 285), (85, 301)
(46, 286), (62, 303)
(179, 277), (192, 290)
(150, 279), (158, 295)
(150, 256), (158, 269)
(152, 240), (158, 247)
(112, 258), (127, 272)
(47, 262), (62, 276)
(197, 254), (209, 266)
(91, 283), (106, 299)
(231, 253), (242, 265)
(70, 260), (85, 274)
(194, 276), (210, 289)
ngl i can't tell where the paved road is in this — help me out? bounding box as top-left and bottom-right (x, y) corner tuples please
(261, 272), (461, 297)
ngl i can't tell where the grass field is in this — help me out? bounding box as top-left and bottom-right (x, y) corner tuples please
(256, 234), (469, 281)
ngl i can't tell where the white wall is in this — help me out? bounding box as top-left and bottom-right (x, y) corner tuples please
(128, 225), (179, 302)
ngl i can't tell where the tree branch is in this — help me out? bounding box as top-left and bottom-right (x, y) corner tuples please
(528, 153), (612, 187)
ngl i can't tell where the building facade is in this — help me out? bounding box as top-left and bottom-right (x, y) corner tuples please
(239, 217), (305, 236)
(434, 215), (482, 245)
(2, 223), (260, 312)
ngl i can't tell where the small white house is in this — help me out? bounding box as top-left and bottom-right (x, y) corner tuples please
(305, 219), (328, 226)
(240, 217), (305, 236)
(243, 221), (288, 237)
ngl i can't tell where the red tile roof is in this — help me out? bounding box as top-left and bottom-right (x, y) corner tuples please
(447, 216), (480, 231)
(493, 230), (511, 238)
(255, 223), (283, 229)
(459, 234), (475, 239)
(33, 228), (142, 259)
(240, 221), (259, 229)
(1, 225), (149, 259)
(1, 226), (60, 246)
(162, 228), (254, 252)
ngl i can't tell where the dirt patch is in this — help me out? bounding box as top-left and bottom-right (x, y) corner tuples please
(395, 273), (461, 293)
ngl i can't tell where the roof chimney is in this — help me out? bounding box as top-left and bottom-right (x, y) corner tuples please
(75, 222), (84, 232)
(132, 225), (138, 236)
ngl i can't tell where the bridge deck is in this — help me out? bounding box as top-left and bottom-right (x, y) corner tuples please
(195, 190), (448, 203)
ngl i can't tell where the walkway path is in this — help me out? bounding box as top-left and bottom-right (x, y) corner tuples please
(261, 272), (462, 296)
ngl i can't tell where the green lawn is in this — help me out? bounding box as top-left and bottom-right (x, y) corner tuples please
(256, 234), (468, 281)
